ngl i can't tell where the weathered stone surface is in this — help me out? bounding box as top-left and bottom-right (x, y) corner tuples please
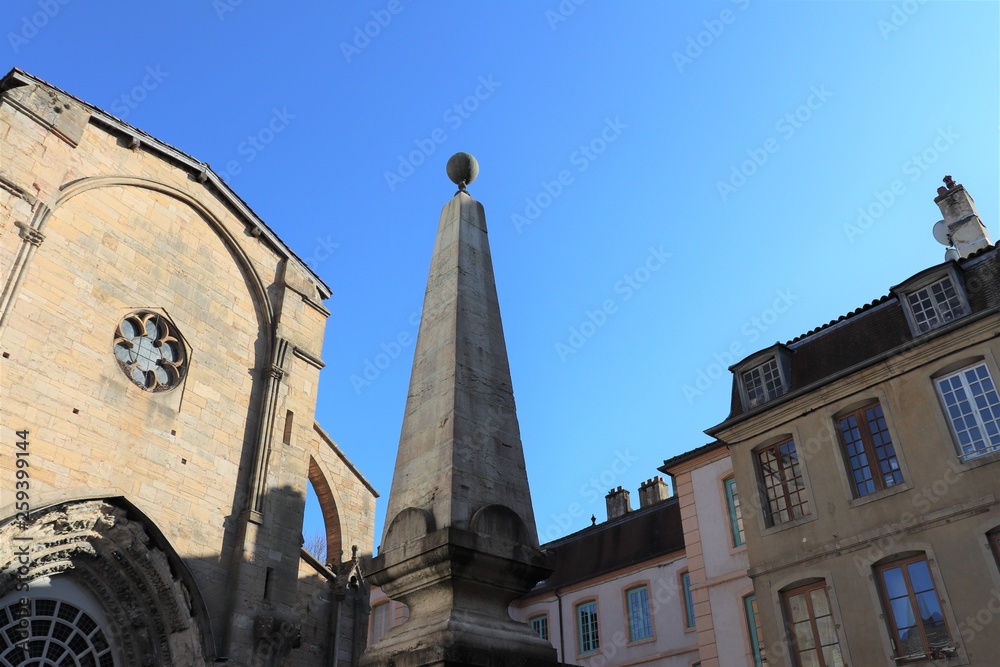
(364, 188), (557, 666)
(0, 69), (377, 667)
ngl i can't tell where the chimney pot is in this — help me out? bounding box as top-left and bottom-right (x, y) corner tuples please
(638, 476), (670, 509)
(605, 487), (632, 521)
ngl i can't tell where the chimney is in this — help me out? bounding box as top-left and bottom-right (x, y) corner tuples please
(606, 486), (632, 520)
(638, 476), (670, 508)
(934, 176), (992, 259)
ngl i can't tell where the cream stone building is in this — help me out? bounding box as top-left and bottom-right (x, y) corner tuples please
(707, 180), (999, 666)
(0, 69), (376, 666)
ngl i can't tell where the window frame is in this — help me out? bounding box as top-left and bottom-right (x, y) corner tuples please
(744, 593), (767, 667)
(679, 570), (696, 631)
(894, 265), (970, 337)
(724, 475), (746, 547)
(734, 345), (792, 411)
(934, 361), (1000, 462)
(623, 583), (654, 644)
(755, 437), (811, 528)
(836, 401), (905, 498)
(528, 613), (549, 641)
(874, 554), (956, 662)
(575, 599), (601, 656)
(782, 581), (843, 667)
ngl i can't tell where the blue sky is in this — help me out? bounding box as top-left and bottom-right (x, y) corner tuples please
(5, 1), (998, 553)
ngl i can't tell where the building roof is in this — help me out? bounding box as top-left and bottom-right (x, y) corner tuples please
(709, 243), (999, 434)
(523, 498), (684, 597)
(659, 440), (726, 474)
(0, 67), (332, 298)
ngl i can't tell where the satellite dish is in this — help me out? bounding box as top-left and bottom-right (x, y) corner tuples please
(932, 219), (952, 246)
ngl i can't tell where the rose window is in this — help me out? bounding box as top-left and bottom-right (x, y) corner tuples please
(0, 598), (116, 666)
(112, 311), (187, 391)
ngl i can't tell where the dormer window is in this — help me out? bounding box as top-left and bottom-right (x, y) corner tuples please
(743, 358), (784, 408)
(733, 344), (792, 411)
(906, 276), (965, 333)
(893, 265), (971, 337)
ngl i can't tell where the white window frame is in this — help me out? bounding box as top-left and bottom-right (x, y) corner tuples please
(935, 361), (1000, 461)
(895, 266), (970, 337)
(734, 346), (792, 411)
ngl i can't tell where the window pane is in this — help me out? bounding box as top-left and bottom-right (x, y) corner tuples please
(372, 604), (389, 642)
(627, 586), (652, 641)
(681, 573), (695, 629)
(744, 358), (784, 407)
(745, 594), (766, 667)
(877, 556), (952, 659)
(530, 615), (548, 641)
(784, 583), (841, 667)
(757, 439), (809, 526)
(577, 602), (600, 653)
(725, 477), (745, 547)
(936, 363), (1000, 459)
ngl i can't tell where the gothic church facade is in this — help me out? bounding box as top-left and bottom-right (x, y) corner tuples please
(0, 69), (376, 667)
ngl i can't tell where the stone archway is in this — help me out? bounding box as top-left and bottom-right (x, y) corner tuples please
(307, 458), (343, 565)
(0, 500), (207, 666)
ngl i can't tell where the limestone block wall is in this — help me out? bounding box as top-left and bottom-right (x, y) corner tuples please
(0, 70), (343, 665)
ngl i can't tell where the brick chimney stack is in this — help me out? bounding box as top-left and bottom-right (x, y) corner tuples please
(934, 176), (992, 259)
(638, 476), (670, 508)
(606, 486), (632, 520)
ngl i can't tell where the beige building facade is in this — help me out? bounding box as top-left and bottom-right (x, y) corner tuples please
(0, 69), (376, 666)
(660, 443), (763, 667)
(707, 181), (1000, 666)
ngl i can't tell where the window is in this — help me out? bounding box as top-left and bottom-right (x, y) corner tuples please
(112, 310), (188, 391)
(837, 402), (904, 497)
(990, 529), (1000, 570)
(724, 476), (746, 547)
(0, 598), (116, 667)
(371, 603), (390, 643)
(756, 439), (810, 527)
(875, 555), (955, 661)
(743, 357), (784, 408)
(783, 582), (843, 667)
(744, 594), (767, 667)
(576, 601), (600, 654)
(626, 585), (653, 642)
(936, 362), (1000, 461)
(680, 571), (695, 629)
(906, 276), (965, 333)
(529, 614), (549, 641)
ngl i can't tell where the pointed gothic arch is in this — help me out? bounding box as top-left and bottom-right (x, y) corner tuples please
(307, 458), (343, 565)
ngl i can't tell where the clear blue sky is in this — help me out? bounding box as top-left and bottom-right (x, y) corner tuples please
(5, 1), (997, 553)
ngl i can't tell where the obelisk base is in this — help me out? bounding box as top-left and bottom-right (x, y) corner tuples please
(362, 525), (563, 667)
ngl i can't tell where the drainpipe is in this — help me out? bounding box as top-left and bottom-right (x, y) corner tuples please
(555, 590), (565, 662)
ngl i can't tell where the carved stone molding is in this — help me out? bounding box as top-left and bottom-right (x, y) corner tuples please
(0, 500), (207, 667)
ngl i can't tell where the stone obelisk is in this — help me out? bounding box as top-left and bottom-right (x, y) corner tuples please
(361, 154), (557, 667)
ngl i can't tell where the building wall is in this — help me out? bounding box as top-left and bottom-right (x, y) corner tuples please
(716, 307), (1000, 665)
(667, 449), (758, 667)
(0, 71), (375, 667)
(511, 552), (698, 666)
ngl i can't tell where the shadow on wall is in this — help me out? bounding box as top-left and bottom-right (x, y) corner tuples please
(0, 485), (374, 667)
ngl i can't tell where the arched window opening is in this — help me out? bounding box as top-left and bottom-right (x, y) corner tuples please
(306, 457), (343, 566)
